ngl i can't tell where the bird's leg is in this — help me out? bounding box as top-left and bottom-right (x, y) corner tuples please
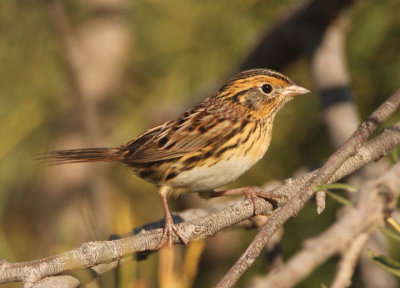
(210, 187), (287, 215)
(157, 186), (188, 248)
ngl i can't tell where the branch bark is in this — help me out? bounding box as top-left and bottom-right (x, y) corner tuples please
(215, 90), (400, 288)
(330, 233), (369, 288)
(0, 91), (399, 287)
(251, 161), (400, 288)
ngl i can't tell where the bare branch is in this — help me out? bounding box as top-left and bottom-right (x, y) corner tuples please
(215, 90), (400, 288)
(250, 161), (400, 288)
(0, 198), (272, 287)
(32, 276), (79, 288)
(1, 108), (399, 286)
(330, 233), (369, 288)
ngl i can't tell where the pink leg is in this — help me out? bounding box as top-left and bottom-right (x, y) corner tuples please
(210, 187), (286, 215)
(157, 187), (188, 248)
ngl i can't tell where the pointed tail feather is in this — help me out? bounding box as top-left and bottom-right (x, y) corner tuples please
(36, 148), (124, 165)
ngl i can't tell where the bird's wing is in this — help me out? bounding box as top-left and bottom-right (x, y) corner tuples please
(121, 110), (238, 163)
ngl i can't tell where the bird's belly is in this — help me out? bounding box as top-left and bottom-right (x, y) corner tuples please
(168, 156), (257, 192)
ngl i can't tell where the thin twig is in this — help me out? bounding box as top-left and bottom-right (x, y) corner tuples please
(0, 122), (398, 287)
(315, 191), (326, 214)
(0, 98), (399, 286)
(250, 161), (400, 288)
(330, 233), (369, 288)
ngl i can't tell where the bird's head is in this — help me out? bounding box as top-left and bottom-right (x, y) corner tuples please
(213, 68), (310, 120)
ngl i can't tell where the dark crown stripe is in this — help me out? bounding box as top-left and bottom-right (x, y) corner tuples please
(217, 69), (292, 98)
(269, 72), (291, 84)
(230, 69), (292, 84)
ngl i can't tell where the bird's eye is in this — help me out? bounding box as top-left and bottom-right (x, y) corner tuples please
(261, 84), (272, 94)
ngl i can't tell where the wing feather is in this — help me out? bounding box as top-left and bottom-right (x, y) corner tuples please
(121, 111), (234, 164)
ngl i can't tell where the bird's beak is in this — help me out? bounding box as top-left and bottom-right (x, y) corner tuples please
(282, 84), (310, 97)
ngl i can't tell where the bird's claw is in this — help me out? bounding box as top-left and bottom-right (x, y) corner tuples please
(243, 187), (287, 215)
(157, 213), (188, 249)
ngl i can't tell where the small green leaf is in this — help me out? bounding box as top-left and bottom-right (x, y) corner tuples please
(367, 250), (400, 277)
(320, 284), (328, 288)
(325, 191), (353, 207)
(381, 227), (400, 242)
(313, 183), (357, 193)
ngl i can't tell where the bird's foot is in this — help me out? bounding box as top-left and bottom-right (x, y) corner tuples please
(242, 187), (287, 215)
(157, 186), (189, 249)
(157, 212), (188, 249)
(210, 187), (287, 215)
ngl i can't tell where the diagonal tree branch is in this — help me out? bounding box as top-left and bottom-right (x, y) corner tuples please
(251, 161), (400, 288)
(215, 89), (400, 288)
(0, 90), (400, 287)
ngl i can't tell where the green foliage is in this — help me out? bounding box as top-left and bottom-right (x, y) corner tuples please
(313, 183), (356, 207)
(325, 191), (353, 207)
(367, 250), (400, 278)
(381, 227), (400, 242)
(314, 183), (358, 193)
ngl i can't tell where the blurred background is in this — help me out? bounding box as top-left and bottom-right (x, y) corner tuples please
(0, 0), (399, 287)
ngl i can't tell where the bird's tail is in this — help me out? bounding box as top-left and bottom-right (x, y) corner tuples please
(37, 148), (124, 165)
